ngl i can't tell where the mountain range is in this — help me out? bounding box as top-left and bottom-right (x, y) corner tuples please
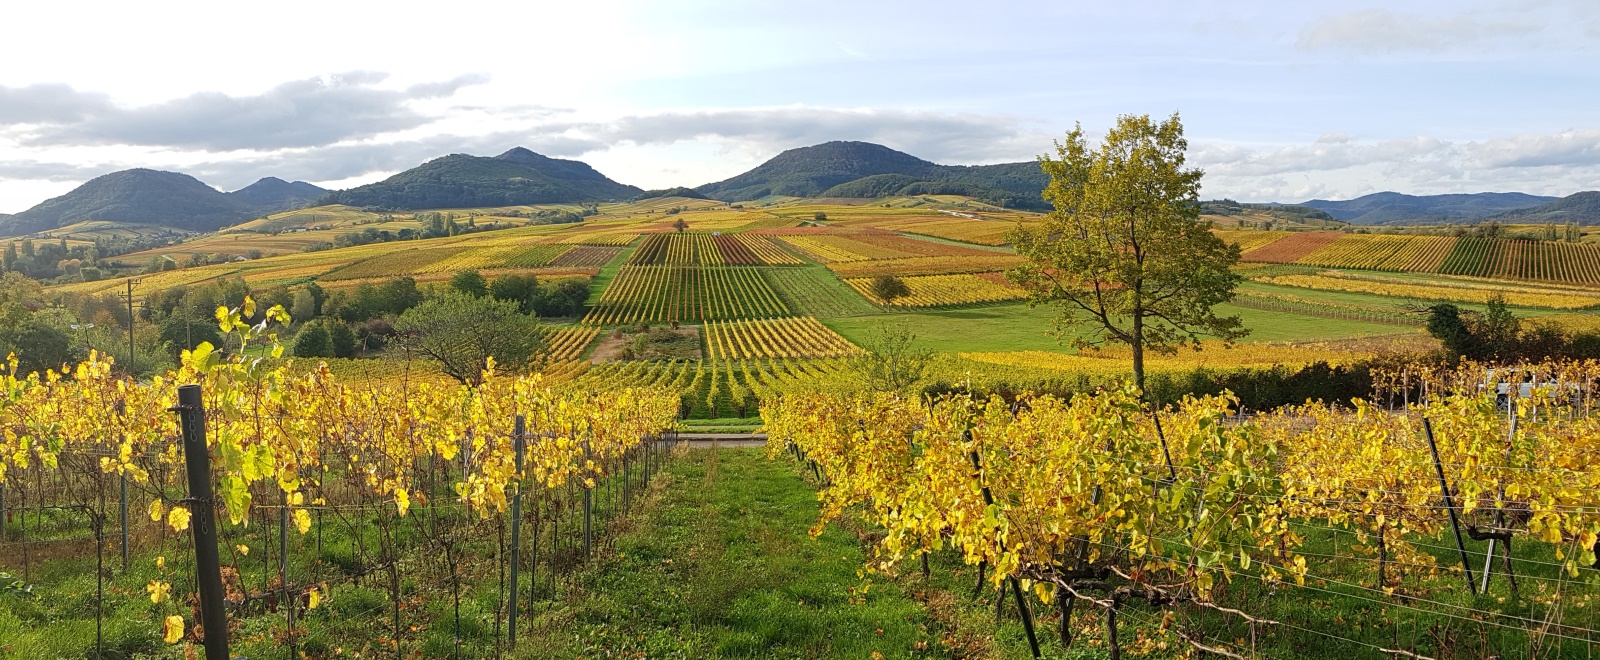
(0, 170), (327, 235)
(0, 141), (1596, 237)
(1290, 192), (1564, 225)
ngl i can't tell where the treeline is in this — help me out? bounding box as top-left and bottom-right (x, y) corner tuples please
(34, 267), (589, 375)
(1424, 297), (1600, 362)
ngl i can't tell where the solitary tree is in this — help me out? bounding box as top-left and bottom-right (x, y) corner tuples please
(672, 218), (689, 232)
(1007, 113), (1246, 394)
(395, 291), (545, 386)
(868, 275), (911, 306)
(852, 321), (931, 394)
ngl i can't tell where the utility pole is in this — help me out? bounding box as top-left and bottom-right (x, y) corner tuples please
(118, 278), (142, 373)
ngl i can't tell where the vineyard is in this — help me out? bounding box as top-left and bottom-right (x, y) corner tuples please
(543, 325), (600, 361)
(702, 316), (861, 360)
(1234, 232), (1600, 286)
(0, 303), (679, 658)
(1257, 271), (1600, 309)
(846, 272), (1025, 307)
(582, 265), (790, 324)
(764, 361), (1600, 659)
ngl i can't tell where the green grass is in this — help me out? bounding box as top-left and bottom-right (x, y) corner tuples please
(585, 238), (641, 306)
(523, 447), (940, 658)
(821, 301), (1414, 354)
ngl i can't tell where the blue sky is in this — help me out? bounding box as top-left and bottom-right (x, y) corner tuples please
(0, 0), (1596, 212)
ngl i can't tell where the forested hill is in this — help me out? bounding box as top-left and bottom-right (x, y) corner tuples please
(230, 177), (327, 210)
(1294, 191), (1558, 225)
(695, 141), (1051, 210)
(1, 170), (260, 234)
(1488, 191), (1600, 225)
(317, 147), (642, 209)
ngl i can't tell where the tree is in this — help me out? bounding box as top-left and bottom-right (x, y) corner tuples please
(489, 273), (540, 313)
(1007, 113), (1245, 394)
(291, 289), (317, 323)
(327, 321), (357, 358)
(450, 270), (488, 297)
(1476, 295), (1520, 360)
(851, 321), (931, 394)
(395, 291), (545, 386)
(813, 211), (827, 221)
(1424, 304), (1478, 360)
(672, 218), (689, 232)
(867, 275), (911, 306)
(293, 323), (333, 358)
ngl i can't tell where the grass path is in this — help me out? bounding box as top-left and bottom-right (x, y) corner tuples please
(525, 446), (943, 658)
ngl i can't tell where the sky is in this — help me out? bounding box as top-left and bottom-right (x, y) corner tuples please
(0, 0), (1597, 213)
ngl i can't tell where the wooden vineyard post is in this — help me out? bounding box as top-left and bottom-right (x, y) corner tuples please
(172, 383), (231, 660)
(1422, 417), (1477, 595)
(508, 415), (525, 648)
(969, 448), (1041, 658)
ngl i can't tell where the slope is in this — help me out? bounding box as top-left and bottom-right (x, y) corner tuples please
(1489, 191), (1600, 225)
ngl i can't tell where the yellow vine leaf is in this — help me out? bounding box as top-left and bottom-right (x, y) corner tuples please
(236, 544), (250, 556)
(167, 506), (192, 533)
(163, 615), (184, 644)
(394, 488), (410, 517)
(147, 580), (170, 604)
(307, 587), (322, 610)
(149, 500), (163, 522)
(293, 509), (311, 535)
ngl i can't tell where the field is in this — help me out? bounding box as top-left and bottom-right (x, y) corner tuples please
(1236, 232), (1600, 286)
(702, 316), (861, 360)
(583, 266), (790, 325)
(845, 272), (1025, 307)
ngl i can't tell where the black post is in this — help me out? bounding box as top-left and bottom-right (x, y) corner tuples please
(174, 384), (230, 659)
(583, 439), (593, 558)
(1010, 576), (1042, 658)
(1422, 417), (1476, 595)
(508, 415), (525, 648)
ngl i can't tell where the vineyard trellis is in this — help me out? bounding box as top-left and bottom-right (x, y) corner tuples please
(763, 364), (1600, 659)
(0, 299), (681, 658)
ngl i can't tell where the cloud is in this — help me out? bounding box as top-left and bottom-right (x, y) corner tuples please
(1296, 9), (1542, 53)
(5, 73), (488, 151)
(0, 84), (111, 124)
(599, 106), (1044, 164)
(0, 159), (107, 182)
(1195, 128), (1600, 201)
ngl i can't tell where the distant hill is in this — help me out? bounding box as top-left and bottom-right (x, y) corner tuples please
(1294, 191), (1557, 225)
(633, 187), (711, 201)
(696, 141), (1050, 210)
(229, 177), (326, 210)
(0, 169), (263, 235)
(318, 147), (641, 209)
(1488, 191), (1600, 225)
(0, 169), (333, 236)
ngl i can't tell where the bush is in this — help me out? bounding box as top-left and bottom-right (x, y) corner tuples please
(293, 323), (333, 358)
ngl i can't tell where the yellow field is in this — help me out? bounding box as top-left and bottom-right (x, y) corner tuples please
(846, 272), (1024, 307)
(1257, 272), (1600, 309)
(702, 316), (861, 360)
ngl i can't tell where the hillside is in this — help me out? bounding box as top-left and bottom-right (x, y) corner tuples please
(229, 177), (327, 210)
(1295, 191), (1556, 225)
(0, 169), (262, 235)
(1489, 191), (1600, 224)
(318, 147), (641, 209)
(696, 141), (1050, 210)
